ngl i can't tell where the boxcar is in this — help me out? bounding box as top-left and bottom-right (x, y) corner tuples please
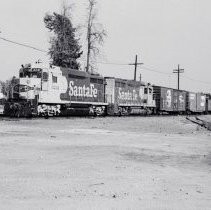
(186, 92), (197, 113)
(153, 86), (174, 113)
(172, 89), (187, 112)
(208, 100), (211, 113)
(196, 93), (206, 113)
(153, 86), (187, 114)
(206, 94), (211, 113)
(187, 92), (206, 113)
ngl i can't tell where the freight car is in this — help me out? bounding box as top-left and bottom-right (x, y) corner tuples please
(186, 92), (206, 114)
(153, 86), (187, 114)
(206, 94), (211, 114)
(153, 86), (209, 115)
(4, 62), (156, 117)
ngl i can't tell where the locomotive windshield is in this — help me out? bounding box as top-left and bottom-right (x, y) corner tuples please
(19, 67), (42, 78)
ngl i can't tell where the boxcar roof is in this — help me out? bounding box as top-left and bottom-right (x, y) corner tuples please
(153, 85), (187, 92)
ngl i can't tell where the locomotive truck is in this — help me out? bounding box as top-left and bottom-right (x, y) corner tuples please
(4, 62), (155, 117)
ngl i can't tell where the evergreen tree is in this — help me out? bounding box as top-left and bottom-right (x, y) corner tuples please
(44, 12), (83, 69)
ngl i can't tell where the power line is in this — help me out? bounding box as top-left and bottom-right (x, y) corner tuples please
(96, 61), (128, 66)
(182, 75), (211, 85)
(0, 36), (130, 66)
(140, 66), (172, 75)
(0, 36), (129, 65)
(0, 36), (47, 53)
(1, 35), (210, 86)
(142, 65), (211, 86)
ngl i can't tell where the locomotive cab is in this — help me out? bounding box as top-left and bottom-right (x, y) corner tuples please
(16, 63), (70, 104)
(18, 63), (42, 100)
(6, 63), (71, 117)
(143, 84), (155, 108)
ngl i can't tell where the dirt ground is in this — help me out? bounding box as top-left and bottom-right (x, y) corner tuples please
(0, 116), (210, 210)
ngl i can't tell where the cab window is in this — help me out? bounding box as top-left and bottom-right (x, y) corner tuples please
(42, 72), (48, 81)
(19, 72), (24, 78)
(52, 75), (57, 83)
(144, 88), (148, 94)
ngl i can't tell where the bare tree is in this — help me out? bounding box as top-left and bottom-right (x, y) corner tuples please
(60, 0), (74, 18)
(86, 0), (106, 72)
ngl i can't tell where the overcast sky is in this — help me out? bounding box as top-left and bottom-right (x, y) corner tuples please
(0, 0), (211, 92)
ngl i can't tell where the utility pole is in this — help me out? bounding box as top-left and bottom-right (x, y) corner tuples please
(129, 55), (143, 81)
(173, 64), (184, 90)
(86, 11), (91, 72)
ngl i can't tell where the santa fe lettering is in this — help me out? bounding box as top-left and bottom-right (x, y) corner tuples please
(118, 88), (138, 101)
(69, 81), (97, 98)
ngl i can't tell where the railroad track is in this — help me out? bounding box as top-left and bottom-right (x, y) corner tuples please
(186, 116), (211, 131)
